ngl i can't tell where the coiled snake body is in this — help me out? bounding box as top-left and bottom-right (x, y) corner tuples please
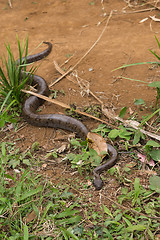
(21, 42), (118, 190)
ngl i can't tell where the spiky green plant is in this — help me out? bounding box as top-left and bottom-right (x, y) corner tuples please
(0, 35), (36, 108)
(0, 36), (36, 127)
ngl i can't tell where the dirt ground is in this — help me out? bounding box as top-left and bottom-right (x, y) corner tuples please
(0, 0), (159, 206)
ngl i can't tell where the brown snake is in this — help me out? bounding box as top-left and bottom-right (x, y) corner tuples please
(21, 42), (118, 190)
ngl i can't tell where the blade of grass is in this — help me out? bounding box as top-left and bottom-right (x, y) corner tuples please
(140, 107), (160, 127)
(149, 49), (160, 61)
(0, 90), (14, 112)
(23, 225), (29, 240)
(155, 35), (160, 49)
(17, 186), (43, 202)
(118, 76), (148, 84)
(112, 61), (160, 72)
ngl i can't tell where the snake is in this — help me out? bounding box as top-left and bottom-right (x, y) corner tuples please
(21, 41), (118, 190)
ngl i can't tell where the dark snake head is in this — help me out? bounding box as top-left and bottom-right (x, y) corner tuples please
(93, 177), (104, 190)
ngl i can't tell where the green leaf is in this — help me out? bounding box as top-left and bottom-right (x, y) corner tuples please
(4, 174), (14, 180)
(40, 201), (54, 224)
(145, 140), (160, 148)
(147, 228), (155, 240)
(148, 81), (160, 88)
(126, 224), (146, 232)
(133, 129), (141, 145)
(0, 197), (8, 203)
(108, 129), (120, 139)
(149, 50), (160, 61)
(0, 119), (5, 128)
(134, 178), (140, 192)
(103, 205), (113, 217)
(123, 216), (132, 227)
(32, 203), (40, 218)
(119, 107), (127, 118)
(134, 98), (145, 105)
(56, 215), (81, 225)
(103, 228), (114, 239)
(1, 142), (6, 156)
(149, 149), (160, 161)
(70, 139), (82, 147)
(56, 209), (79, 219)
(60, 228), (79, 240)
(149, 175), (160, 193)
(23, 225), (28, 240)
(17, 185), (43, 202)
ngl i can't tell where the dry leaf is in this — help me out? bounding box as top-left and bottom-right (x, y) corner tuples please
(42, 163), (47, 169)
(57, 144), (68, 153)
(148, 159), (155, 167)
(25, 207), (42, 223)
(87, 179), (92, 186)
(129, 107), (134, 115)
(137, 153), (146, 163)
(87, 132), (108, 159)
(126, 162), (137, 168)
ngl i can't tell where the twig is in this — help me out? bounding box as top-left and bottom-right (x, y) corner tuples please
(49, 10), (113, 88)
(143, 0), (160, 11)
(102, 107), (160, 142)
(8, 0), (12, 8)
(21, 89), (115, 127)
(53, 61), (103, 105)
(53, 62), (160, 141)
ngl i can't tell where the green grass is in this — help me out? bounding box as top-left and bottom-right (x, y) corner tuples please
(0, 36), (36, 128)
(113, 36), (160, 110)
(0, 122), (160, 239)
(0, 36), (160, 239)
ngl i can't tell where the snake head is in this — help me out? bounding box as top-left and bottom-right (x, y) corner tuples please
(93, 177), (104, 190)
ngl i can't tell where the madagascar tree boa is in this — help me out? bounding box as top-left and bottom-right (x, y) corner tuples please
(21, 42), (118, 190)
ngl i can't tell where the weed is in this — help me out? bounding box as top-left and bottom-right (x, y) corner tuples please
(83, 104), (102, 118)
(0, 139), (160, 239)
(0, 36), (36, 127)
(144, 140), (160, 162)
(65, 138), (101, 175)
(113, 36), (160, 109)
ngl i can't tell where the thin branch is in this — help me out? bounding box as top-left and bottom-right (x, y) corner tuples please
(8, 0), (12, 8)
(53, 61), (103, 105)
(53, 62), (160, 141)
(102, 107), (160, 142)
(21, 89), (116, 127)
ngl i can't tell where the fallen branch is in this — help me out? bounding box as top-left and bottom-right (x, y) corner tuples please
(8, 0), (12, 8)
(53, 62), (160, 142)
(21, 89), (116, 128)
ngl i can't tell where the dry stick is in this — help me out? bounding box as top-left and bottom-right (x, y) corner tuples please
(144, 0), (160, 11)
(54, 61), (103, 105)
(21, 89), (114, 126)
(54, 61), (160, 141)
(8, 0), (12, 8)
(104, 7), (157, 17)
(102, 108), (160, 142)
(49, 10), (113, 88)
